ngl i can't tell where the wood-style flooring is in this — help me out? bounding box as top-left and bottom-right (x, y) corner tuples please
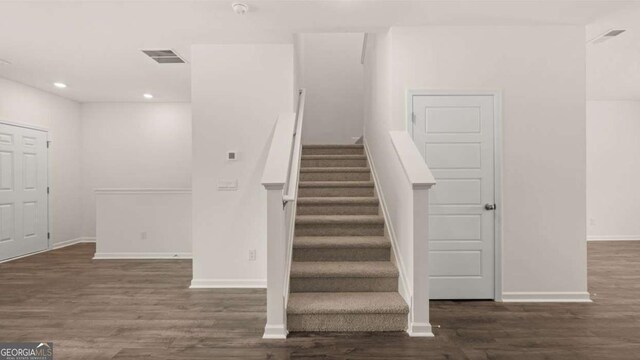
(1, 242), (639, 359)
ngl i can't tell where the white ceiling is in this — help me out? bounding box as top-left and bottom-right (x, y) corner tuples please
(0, 0), (637, 103)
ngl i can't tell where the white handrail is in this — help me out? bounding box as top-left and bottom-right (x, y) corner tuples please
(261, 89), (306, 340)
(388, 130), (436, 337)
(283, 89), (306, 204)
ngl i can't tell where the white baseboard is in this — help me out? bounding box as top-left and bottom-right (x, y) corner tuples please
(93, 252), (192, 260)
(190, 278), (267, 289)
(587, 235), (640, 241)
(52, 237), (96, 249)
(263, 325), (288, 339)
(501, 291), (592, 302)
(0, 237), (96, 264)
(407, 322), (434, 337)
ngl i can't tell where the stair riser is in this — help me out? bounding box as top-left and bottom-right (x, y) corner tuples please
(298, 187), (374, 197)
(301, 159), (367, 167)
(300, 172), (370, 181)
(290, 277), (397, 292)
(293, 248), (390, 262)
(295, 223), (384, 236)
(302, 148), (364, 156)
(296, 204), (379, 215)
(288, 313), (407, 332)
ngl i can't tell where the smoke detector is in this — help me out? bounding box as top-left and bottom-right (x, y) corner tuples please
(589, 29), (626, 45)
(232, 3), (249, 15)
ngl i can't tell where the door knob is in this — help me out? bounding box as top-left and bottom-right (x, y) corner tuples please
(484, 203), (496, 210)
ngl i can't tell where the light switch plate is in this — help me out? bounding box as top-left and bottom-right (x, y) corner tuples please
(217, 179), (238, 191)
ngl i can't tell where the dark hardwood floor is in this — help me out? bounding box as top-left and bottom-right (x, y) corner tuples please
(1, 242), (639, 359)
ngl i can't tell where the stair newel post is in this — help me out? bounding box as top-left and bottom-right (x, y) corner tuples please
(263, 183), (288, 339)
(410, 184), (434, 337)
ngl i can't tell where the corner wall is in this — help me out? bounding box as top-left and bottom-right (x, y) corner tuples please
(587, 100), (640, 241)
(0, 77), (83, 246)
(364, 26), (588, 299)
(80, 103), (192, 237)
(297, 33), (364, 144)
(191, 44), (293, 287)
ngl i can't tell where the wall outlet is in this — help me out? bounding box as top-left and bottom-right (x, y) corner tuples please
(248, 249), (256, 261)
(140, 231), (147, 240)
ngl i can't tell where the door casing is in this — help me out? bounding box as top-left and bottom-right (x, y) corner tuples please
(0, 119), (51, 256)
(406, 89), (503, 301)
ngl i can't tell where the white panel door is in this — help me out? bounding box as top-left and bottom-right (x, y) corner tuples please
(0, 124), (48, 261)
(411, 95), (495, 299)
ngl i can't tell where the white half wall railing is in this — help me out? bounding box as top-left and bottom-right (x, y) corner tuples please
(389, 130), (436, 337)
(261, 89), (306, 339)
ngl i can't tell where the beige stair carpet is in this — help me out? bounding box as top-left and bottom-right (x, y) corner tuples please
(287, 144), (408, 332)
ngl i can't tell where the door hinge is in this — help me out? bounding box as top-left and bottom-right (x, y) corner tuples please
(411, 112), (416, 123)
(47, 141), (50, 148)
(47, 232), (50, 239)
(47, 187), (50, 194)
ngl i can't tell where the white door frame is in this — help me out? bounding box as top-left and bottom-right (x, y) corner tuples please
(406, 89), (503, 301)
(0, 119), (51, 250)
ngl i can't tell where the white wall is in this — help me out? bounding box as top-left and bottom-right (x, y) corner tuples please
(80, 103), (191, 237)
(191, 44), (293, 287)
(364, 26), (588, 298)
(297, 33), (364, 144)
(0, 77), (83, 245)
(95, 189), (191, 258)
(587, 101), (640, 240)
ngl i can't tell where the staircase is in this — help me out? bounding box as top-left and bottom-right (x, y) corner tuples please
(287, 144), (408, 332)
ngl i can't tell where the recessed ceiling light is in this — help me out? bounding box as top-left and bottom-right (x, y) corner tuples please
(53, 82), (67, 89)
(143, 93), (154, 99)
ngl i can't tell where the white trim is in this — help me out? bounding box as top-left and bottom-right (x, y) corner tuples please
(52, 237), (96, 249)
(587, 235), (640, 241)
(93, 252), (192, 260)
(501, 292), (592, 303)
(0, 119), (49, 132)
(363, 141), (410, 305)
(263, 325), (288, 340)
(406, 89), (504, 301)
(95, 188), (191, 195)
(0, 237), (95, 264)
(407, 322), (435, 337)
(189, 279), (267, 289)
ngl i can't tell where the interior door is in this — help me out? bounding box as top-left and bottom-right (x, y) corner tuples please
(0, 123), (49, 262)
(411, 94), (495, 299)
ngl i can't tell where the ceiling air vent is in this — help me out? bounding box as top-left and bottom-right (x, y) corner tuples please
(589, 29), (626, 45)
(142, 49), (186, 64)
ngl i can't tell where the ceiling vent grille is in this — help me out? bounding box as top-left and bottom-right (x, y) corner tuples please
(142, 49), (186, 64)
(589, 29), (626, 44)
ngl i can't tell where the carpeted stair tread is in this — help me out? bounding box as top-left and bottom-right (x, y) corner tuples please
(298, 181), (374, 188)
(291, 261), (398, 278)
(300, 167), (370, 173)
(297, 197), (378, 205)
(303, 144), (364, 149)
(288, 292), (408, 315)
(296, 215), (384, 224)
(302, 154), (366, 160)
(294, 236), (390, 249)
